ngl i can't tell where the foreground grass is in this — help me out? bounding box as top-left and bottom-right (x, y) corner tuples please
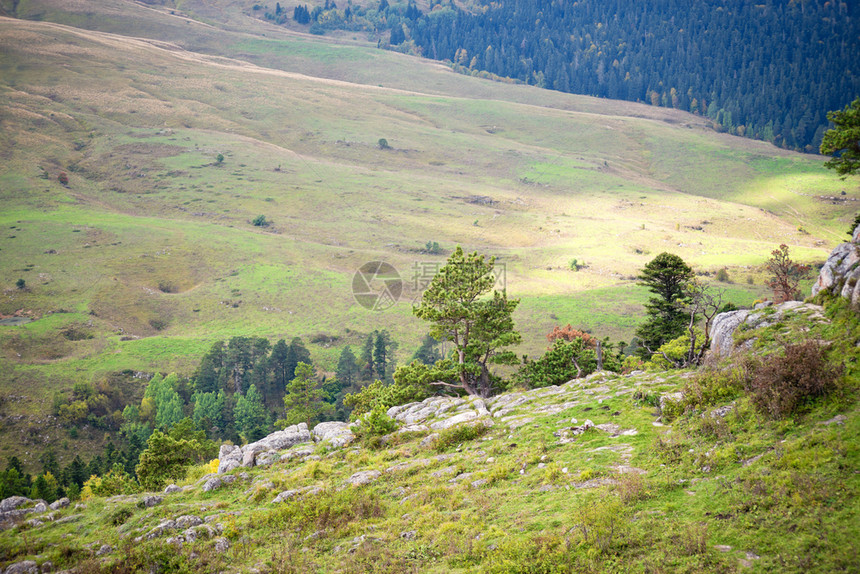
(2, 354), (856, 572)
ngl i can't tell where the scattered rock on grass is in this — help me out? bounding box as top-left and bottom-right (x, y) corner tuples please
(202, 477), (223, 492)
(3, 560), (39, 573)
(141, 495), (162, 508)
(313, 421), (356, 448)
(346, 470), (381, 487)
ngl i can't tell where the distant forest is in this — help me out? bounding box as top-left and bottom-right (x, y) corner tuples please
(275, 0), (860, 152)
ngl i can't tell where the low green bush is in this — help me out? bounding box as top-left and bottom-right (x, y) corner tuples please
(354, 406), (398, 448)
(266, 488), (386, 535)
(434, 422), (491, 452)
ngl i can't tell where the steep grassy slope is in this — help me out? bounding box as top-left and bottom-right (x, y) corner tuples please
(0, 299), (857, 573)
(0, 1), (857, 465)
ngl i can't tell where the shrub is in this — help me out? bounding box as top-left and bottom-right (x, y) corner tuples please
(354, 406), (398, 447)
(745, 340), (843, 419)
(764, 244), (811, 303)
(570, 494), (629, 555)
(266, 488), (385, 535)
(252, 214), (268, 227)
(479, 535), (575, 573)
(107, 506), (135, 526)
(345, 362), (442, 419)
(675, 522), (709, 556)
(613, 472), (651, 504)
(515, 337), (601, 388)
(682, 366), (746, 410)
(424, 240), (443, 254)
(377, 138), (390, 149)
(715, 267), (730, 282)
(136, 425), (216, 491)
(645, 328), (706, 370)
(434, 421), (491, 452)
(15, 278), (25, 290)
(58, 172), (69, 185)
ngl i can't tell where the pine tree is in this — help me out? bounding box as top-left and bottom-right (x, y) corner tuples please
(821, 98), (860, 178)
(373, 330), (392, 382)
(412, 246), (520, 397)
(283, 363), (328, 426)
(234, 385), (267, 439)
(194, 341), (223, 394)
(270, 339), (290, 394)
(336, 346), (360, 391)
(412, 334), (442, 365)
(359, 333), (375, 382)
(285, 337), (312, 383)
(634, 253), (695, 354)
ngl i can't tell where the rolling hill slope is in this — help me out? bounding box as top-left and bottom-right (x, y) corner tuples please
(0, 0), (856, 465)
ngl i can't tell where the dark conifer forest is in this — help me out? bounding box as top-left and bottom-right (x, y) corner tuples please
(397, 0), (859, 152)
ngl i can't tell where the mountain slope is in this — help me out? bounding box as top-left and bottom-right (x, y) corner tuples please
(0, 1), (857, 467)
(1, 296), (857, 573)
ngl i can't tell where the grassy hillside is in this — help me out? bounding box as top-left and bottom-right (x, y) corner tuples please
(0, 0), (857, 466)
(0, 297), (857, 573)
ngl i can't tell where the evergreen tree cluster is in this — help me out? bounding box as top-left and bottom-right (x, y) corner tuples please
(0, 443), (132, 504)
(260, 0), (424, 45)
(260, 0), (858, 150)
(392, 0), (858, 152)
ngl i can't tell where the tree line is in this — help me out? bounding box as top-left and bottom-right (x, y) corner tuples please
(259, 0), (859, 152)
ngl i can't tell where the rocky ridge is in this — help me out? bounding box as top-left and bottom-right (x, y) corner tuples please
(811, 222), (860, 305)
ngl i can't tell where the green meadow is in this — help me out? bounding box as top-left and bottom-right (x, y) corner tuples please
(0, 0), (857, 461)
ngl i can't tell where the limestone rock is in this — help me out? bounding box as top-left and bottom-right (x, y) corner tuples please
(272, 490), (299, 504)
(247, 424), (312, 454)
(280, 446), (315, 462)
(144, 519), (177, 540)
(313, 421), (355, 448)
(96, 544), (113, 556)
(254, 450), (280, 467)
(217, 445), (242, 474)
(175, 515), (204, 529)
(419, 433), (440, 447)
(214, 537), (230, 553)
(164, 484), (183, 494)
(3, 560), (39, 574)
(430, 411), (476, 430)
(219, 459), (241, 474)
(709, 302), (828, 358)
(48, 498), (69, 511)
(659, 393), (684, 413)
(709, 310), (750, 358)
(202, 477), (223, 492)
(0, 496), (30, 513)
(812, 224), (860, 300)
(141, 495), (162, 508)
(241, 449), (258, 468)
(347, 470), (381, 487)
(218, 424), (312, 472)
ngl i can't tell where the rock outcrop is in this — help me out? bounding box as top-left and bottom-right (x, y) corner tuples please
(312, 421), (356, 448)
(217, 423), (311, 473)
(709, 301), (828, 358)
(811, 223), (860, 306)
